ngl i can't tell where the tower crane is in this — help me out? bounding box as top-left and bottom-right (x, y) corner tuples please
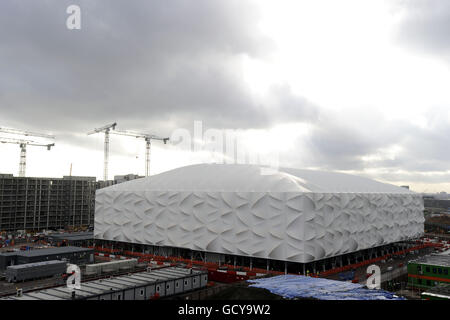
(0, 126), (55, 139)
(110, 129), (169, 177)
(87, 122), (117, 181)
(0, 137), (55, 177)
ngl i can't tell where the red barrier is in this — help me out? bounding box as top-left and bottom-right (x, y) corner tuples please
(92, 240), (442, 279)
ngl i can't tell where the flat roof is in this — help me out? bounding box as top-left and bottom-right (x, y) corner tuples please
(0, 267), (205, 300)
(7, 294), (40, 300)
(0, 251), (21, 257)
(410, 254), (450, 268)
(0, 246), (92, 259)
(48, 232), (93, 242)
(64, 235), (93, 241)
(16, 246), (93, 258)
(6, 260), (65, 270)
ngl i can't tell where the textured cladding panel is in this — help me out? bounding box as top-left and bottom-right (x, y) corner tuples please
(94, 192), (424, 263)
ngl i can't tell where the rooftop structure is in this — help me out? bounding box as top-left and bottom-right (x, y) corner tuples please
(410, 254), (450, 269)
(6, 259), (64, 270)
(5, 260), (67, 283)
(15, 246), (92, 258)
(0, 246), (93, 270)
(46, 231), (93, 244)
(408, 254), (450, 289)
(95, 164), (424, 264)
(1, 267), (208, 300)
(114, 174), (144, 184)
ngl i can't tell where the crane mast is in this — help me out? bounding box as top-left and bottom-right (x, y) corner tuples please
(19, 142), (26, 177)
(145, 138), (151, 177)
(87, 122), (117, 181)
(110, 129), (169, 177)
(0, 127), (55, 177)
(0, 137), (55, 177)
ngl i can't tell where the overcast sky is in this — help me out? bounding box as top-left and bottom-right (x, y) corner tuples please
(1, 0), (450, 193)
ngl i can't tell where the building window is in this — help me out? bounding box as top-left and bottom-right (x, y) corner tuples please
(432, 268), (437, 274)
(140, 289), (144, 296)
(166, 284), (170, 289)
(438, 268), (442, 274)
(426, 267), (430, 273)
(445, 269), (448, 275)
(156, 286), (160, 292)
(417, 265), (421, 272)
(184, 280), (188, 285)
(176, 282), (179, 288)
(193, 279), (196, 284)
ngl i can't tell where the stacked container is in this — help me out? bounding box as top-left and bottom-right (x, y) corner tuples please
(6, 260), (67, 282)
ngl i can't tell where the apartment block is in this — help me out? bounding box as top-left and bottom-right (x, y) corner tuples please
(0, 174), (96, 232)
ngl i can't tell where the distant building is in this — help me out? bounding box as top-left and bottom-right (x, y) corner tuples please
(400, 185), (410, 190)
(96, 174), (144, 190)
(114, 174), (144, 184)
(0, 266), (207, 300)
(0, 174), (96, 232)
(424, 192), (450, 200)
(408, 254), (450, 290)
(0, 246), (94, 271)
(46, 231), (93, 247)
(424, 198), (450, 210)
(0, 172), (147, 232)
(96, 180), (115, 189)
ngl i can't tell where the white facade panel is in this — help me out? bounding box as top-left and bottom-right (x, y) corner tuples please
(94, 164), (424, 263)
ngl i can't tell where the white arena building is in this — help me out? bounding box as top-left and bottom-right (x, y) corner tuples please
(94, 164), (424, 264)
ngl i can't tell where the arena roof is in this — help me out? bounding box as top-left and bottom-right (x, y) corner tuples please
(97, 164), (414, 194)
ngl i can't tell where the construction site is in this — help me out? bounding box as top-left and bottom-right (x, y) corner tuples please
(0, 174), (96, 232)
(0, 124), (449, 301)
(0, 123), (168, 232)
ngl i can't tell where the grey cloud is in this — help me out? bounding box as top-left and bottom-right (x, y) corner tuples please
(280, 107), (450, 187)
(374, 171), (450, 185)
(0, 0), (291, 137)
(1, 1), (450, 191)
(297, 110), (399, 170)
(393, 0), (450, 61)
(266, 84), (319, 123)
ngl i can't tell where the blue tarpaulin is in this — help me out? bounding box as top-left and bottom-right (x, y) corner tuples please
(248, 275), (405, 300)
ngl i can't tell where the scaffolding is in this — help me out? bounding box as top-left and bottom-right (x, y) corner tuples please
(0, 174), (96, 232)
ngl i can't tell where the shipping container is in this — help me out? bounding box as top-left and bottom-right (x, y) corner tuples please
(6, 260), (67, 283)
(84, 259), (138, 275)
